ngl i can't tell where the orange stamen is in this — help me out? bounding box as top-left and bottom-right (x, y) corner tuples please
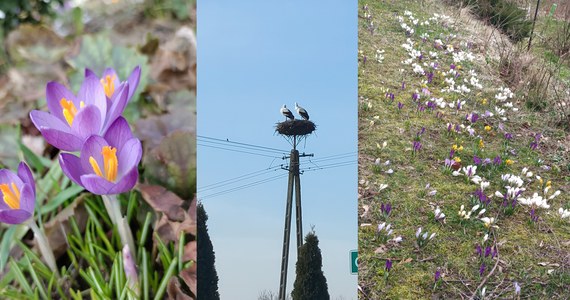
(0, 183), (20, 209)
(60, 98), (79, 126)
(89, 146), (118, 182)
(101, 75), (116, 98)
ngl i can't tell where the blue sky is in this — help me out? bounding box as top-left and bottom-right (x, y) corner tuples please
(197, 1), (357, 299)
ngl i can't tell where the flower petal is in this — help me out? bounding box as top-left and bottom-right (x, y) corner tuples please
(0, 209), (32, 225)
(59, 153), (84, 187)
(85, 68), (97, 78)
(30, 110), (71, 133)
(126, 66), (141, 100)
(104, 117), (134, 148)
(0, 169), (24, 187)
(80, 136), (109, 175)
(78, 75), (107, 122)
(71, 105), (102, 139)
(103, 83), (129, 133)
(81, 166), (138, 195)
(80, 174), (115, 195)
(40, 128), (85, 152)
(46, 81), (76, 123)
(117, 138), (142, 178)
(17, 162), (35, 197)
(19, 184), (35, 213)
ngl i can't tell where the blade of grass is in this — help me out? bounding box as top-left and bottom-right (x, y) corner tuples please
(39, 184), (84, 214)
(0, 226), (17, 271)
(23, 255), (48, 299)
(19, 141), (51, 173)
(178, 231), (185, 273)
(9, 259), (34, 295)
(153, 257), (178, 300)
(154, 234), (172, 267)
(142, 249), (149, 300)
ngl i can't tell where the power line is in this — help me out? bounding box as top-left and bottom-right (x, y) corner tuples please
(197, 143), (283, 158)
(199, 173), (289, 199)
(198, 165), (283, 192)
(301, 160), (357, 172)
(198, 135), (288, 154)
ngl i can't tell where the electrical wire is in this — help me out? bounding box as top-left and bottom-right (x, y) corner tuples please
(198, 135), (288, 154)
(197, 143), (284, 158)
(199, 173), (289, 200)
(198, 165), (283, 192)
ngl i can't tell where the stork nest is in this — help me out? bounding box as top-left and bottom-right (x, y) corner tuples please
(275, 120), (316, 136)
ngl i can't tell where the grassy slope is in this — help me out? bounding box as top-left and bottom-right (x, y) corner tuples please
(358, 1), (570, 299)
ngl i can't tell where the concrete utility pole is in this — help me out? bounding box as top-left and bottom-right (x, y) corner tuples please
(275, 120), (315, 300)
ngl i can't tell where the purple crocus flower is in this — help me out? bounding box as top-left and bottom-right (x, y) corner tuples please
(475, 244), (482, 256)
(493, 155), (502, 165)
(381, 203), (392, 217)
(85, 66), (141, 102)
(426, 72), (434, 83)
(385, 259), (392, 272)
(398, 102), (404, 110)
(413, 141), (422, 152)
(504, 133), (513, 140)
(530, 208), (539, 222)
(479, 263), (486, 276)
(59, 117), (142, 195)
(484, 246), (491, 257)
(401, 81), (406, 90)
(412, 93), (419, 101)
(473, 155), (482, 165)
(434, 270), (441, 282)
(482, 158), (491, 166)
(30, 76), (129, 152)
(0, 162), (35, 225)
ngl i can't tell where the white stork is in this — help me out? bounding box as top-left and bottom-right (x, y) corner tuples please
(280, 104), (295, 121)
(295, 102), (309, 120)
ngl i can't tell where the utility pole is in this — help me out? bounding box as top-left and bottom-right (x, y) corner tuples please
(275, 120), (315, 300)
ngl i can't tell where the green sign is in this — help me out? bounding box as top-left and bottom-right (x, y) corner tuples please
(350, 250), (358, 274)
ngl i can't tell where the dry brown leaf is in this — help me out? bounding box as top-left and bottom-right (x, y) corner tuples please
(167, 277), (194, 300)
(149, 26), (196, 92)
(180, 267), (197, 296)
(374, 245), (387, 254)
(137, 184), (185, 220)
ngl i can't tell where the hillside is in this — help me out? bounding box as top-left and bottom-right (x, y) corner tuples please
(358, 0), (570, 298)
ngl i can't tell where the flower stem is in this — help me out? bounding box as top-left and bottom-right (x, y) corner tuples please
(102, 194), (136, 260)
(27, 219), (59, 277)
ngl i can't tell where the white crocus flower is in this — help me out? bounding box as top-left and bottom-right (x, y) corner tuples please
(558, 208), (570, 219)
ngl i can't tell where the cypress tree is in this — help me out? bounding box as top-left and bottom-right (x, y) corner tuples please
(197, 202), (220, 300)
(291, 231), (330, 300)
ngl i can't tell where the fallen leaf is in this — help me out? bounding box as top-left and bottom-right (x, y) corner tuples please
(167, 277), (194, 300)
(374, 245), (387, 254)
(137, 184), (186, 220)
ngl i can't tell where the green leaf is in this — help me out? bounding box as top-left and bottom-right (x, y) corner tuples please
(39, 184), (84, 214)
(19, 141), (51, 173)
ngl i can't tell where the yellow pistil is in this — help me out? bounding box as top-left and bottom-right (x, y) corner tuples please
(0, 182), (21, 209)
(454, 157), (461, 163)
(89, 146), (118, 182)
(506, 159), (514, 165)
(484, 125), (492, 132)
(101, 75), (116, 98)
(479, 140), (485, 149)
(546, 180), (552, 188)
(481, 98), (488, 105)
